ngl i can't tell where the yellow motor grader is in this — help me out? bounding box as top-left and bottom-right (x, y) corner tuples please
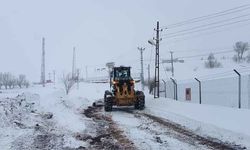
(104, 66), (145, 112)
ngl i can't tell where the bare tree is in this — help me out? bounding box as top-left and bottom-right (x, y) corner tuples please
(205, 53), (222, 68)
(8, 75), (16, 89)
(23, 80), (30, 88)
(234, 41), (249, 62)
(246, 53), (250, 63)
(62, 73), (75, 95)
(0, 72), (29, 89)
(17, 74), (26, 88)
(2, 72), (11, 89)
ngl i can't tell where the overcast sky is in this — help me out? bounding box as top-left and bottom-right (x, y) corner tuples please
(0, 0), (250, 81)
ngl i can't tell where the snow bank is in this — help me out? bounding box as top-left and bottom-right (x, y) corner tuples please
(146, 95), (250, 136)
(145, 95), (250, 147)
(0, 83), (94, 149)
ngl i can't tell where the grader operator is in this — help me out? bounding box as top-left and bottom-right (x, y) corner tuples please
(104, 66), (145, 112)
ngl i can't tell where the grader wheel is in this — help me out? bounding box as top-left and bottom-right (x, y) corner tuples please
(135, 91), (145, 110)
(104, 94), (113, 112)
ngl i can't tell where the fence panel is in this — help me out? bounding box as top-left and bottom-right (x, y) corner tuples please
(161, 74), (250, 109)
(178, 81), (199, 104)
(202, 77), (237, 107)
(165, 80), (175, 99)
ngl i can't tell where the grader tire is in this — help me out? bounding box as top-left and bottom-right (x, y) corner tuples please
(134, 100), (139, 109)
(104, 96), (113, 112)
(135, 91), (145, 110)
(138, 98), (145, 110)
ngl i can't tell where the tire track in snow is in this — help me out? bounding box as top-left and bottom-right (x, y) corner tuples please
(80, 106), (136, 150)
(127, 109), (246, 150)
(112, 108), (208, 150)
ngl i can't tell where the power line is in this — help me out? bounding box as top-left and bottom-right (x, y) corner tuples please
(154, 48), (237, 61)
(165, 13), (250, 36)
(161, 4), (250, 29)
(163, 17), (250, 39)
(161, 22), (250, 45)
(177, 50), (234, 59)
(166, 46), (232, 53)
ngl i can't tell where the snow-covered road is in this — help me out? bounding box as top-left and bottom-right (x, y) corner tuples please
(112, 108), (209, 150)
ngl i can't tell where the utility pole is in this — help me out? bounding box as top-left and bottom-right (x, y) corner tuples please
(41, 37), (45, 87)
(162, 51), (184, 77)
(138, 47), (145, 90)
(72, 47), (76, 79)
(147, 64), (150, 85)
(154, 21), (160, 98)
(148, 21), (162, 98)
(170, 51), (174, 77)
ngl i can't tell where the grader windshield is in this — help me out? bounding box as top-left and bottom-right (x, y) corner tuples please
(113, 67), (131, 80)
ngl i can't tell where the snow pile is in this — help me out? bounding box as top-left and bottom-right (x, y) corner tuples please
(0, 93), (38, 128)
(0, 93), (41, 149)
(0, 85), (90, 149)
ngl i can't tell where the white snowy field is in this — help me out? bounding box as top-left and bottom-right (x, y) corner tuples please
(0, 82), (250, 149)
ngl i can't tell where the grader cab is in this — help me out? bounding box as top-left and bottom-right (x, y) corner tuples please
(104, 66), (145, 112)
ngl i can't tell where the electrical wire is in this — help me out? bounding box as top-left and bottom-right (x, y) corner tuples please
(177, 50), (234, 59)
(165, 13), (250, 36)
(161, 4), (250, 29)
(161, 22), (250, 45)
(164, 46), (233, 53)
(162, 18), (250, 39)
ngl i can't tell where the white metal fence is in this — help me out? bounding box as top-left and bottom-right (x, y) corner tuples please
(160, 73), (250, 109)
